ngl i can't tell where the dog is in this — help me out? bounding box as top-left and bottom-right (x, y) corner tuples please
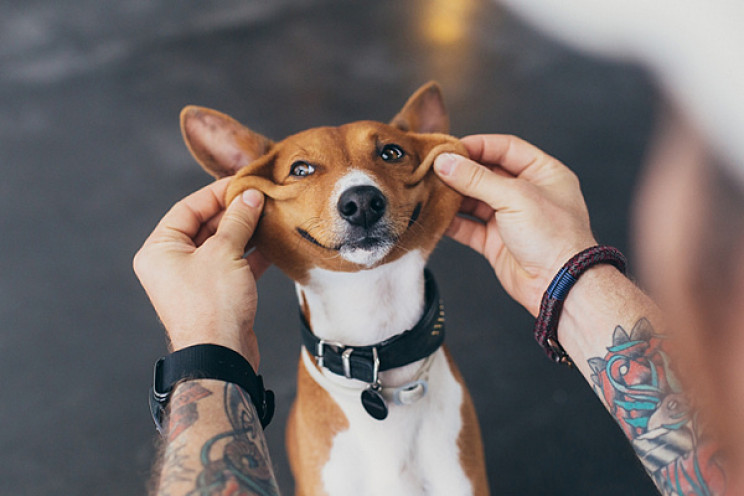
(180, 82), (489, 495)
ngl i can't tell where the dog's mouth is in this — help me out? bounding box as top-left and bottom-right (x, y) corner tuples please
(295, 229), (391, 252)
(295, 202), (422, 260)
(297, 228), (335, 250)
(408, 202), (422, 227)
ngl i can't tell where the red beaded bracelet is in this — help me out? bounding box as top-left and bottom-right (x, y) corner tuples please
(533, 245), (627, 365)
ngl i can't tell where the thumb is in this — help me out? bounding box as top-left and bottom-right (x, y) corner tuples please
(434, 153), (514, 211)
(214, 189), (264, 253)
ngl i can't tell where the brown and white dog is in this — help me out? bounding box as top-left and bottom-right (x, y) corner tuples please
(180, 82), (488, 495)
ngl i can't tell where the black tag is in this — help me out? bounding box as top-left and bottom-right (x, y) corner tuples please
(361, 387), (388, 420)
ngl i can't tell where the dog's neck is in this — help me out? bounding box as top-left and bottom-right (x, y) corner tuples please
(296, 250), (427, 348)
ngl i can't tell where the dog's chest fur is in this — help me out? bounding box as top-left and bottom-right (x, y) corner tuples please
(295, 251), (473, 495)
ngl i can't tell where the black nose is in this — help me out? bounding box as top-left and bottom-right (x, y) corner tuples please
(337, 186), (387, 228)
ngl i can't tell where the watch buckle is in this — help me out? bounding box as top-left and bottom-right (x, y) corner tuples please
(149, 357), (169, 435)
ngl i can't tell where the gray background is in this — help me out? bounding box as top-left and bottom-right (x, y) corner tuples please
(1, 0), (659, 494)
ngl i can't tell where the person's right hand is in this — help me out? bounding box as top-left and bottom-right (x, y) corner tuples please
(133, 179), (270, 369)
(434, 134), (597, 317)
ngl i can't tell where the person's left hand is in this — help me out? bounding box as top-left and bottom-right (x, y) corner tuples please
(133, 178), (270, 370)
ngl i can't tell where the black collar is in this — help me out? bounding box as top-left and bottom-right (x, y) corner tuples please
(300, 269), (445, 384)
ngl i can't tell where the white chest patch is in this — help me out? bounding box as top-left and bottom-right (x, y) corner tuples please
(297, 250), (426, 347)
(296, 250), (473, 495)
(305, 347), (472, 496)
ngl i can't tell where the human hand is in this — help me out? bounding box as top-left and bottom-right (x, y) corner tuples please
(434, 134), (596, 316)
(133, 178), (270, 370)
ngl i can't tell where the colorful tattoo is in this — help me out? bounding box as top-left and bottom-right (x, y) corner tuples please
(188, 383), (279, 496)
(588, 318), (725, 495)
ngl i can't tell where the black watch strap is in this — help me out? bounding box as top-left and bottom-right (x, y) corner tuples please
(149, 344), (275, 434)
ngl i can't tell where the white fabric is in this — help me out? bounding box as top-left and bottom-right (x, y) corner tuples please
(501, 0), (744, 184)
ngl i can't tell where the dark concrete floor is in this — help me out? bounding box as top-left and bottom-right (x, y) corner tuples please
(1, 1), (660, 494)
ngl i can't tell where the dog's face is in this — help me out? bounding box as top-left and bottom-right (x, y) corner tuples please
(181, 82), (465, 282)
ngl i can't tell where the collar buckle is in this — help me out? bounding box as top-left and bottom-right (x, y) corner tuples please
(341, 348), (354, 378)
(370, 346), (380, 386)
(315, 339), (344, 368)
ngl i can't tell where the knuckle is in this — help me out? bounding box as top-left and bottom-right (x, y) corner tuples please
(503, 134), (520, 145)
(213, 213), (256, 250)
(132, 248), (147, 276)
(503, 134), (523, 154)
(463, 162), (487, 192)
(567, 169), (582, 187)
(226, 211), (257, 235)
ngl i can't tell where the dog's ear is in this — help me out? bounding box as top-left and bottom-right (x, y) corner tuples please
(180, 106), (273, 179)
(406, 135), (468, 185)
(390, 81), (450, 134)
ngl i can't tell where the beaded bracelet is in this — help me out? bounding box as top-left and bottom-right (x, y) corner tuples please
(533, 245), (627, 365)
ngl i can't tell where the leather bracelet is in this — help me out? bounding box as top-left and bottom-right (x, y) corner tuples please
(534, 245), (627, 365)
(149, 344), (275, 434)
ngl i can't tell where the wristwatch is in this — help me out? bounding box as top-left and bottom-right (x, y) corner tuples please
(149, 344), (275, 434)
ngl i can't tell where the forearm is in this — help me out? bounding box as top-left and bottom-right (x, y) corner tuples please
(154, 379), (280, 496)
(556, 266), (726, 494)
(558, 265), (664, 378)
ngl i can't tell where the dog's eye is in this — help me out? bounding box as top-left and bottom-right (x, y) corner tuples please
(290, 161), (316, 177)
(379, 144), (405, 162)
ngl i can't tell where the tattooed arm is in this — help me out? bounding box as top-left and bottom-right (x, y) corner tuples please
(154, 379), (279, 496)
(433, 135), (726, 494)
(557, 265), (726, 495)
(133, 182), (278, 495)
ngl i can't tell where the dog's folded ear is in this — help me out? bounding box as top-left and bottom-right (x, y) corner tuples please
(180, 106), (274, 179)
(390, 81), (450, 135)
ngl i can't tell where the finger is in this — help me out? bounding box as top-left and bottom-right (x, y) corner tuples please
(155, 178), (231, 242)
(445, 216), (491, 254)
(460, 134), (557, 179)
(244, 249), (272, 280)
(214, 189), (264, 254)
(446, 216), (506, 262)
(489, 165), (516, 179)
(458, 197), (495, 223)
(193, 211), (225, 246)
(434, 153), (517, 212)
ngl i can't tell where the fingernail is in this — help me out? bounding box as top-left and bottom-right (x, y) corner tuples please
(242, 189), (263, 208)
(434, 153), (458, 176)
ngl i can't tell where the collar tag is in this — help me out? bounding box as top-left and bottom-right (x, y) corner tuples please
(361, 347), (388, 420)
(361, 384), (388, 420)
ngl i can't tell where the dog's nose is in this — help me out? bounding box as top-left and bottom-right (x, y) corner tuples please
(337, 186), (387, 228)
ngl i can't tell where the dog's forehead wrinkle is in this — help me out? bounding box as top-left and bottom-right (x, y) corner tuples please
(281, 127), (348, 162)
(288, 144), (311, 160)
(343, 121), (402, 155)
(338, 127), (354, 169)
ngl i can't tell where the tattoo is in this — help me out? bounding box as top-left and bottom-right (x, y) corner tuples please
(588, 318), (726, 495)
(159, 441), (196, 496)
(169, 382), (213, 442)
(189, 383), (279, 496)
